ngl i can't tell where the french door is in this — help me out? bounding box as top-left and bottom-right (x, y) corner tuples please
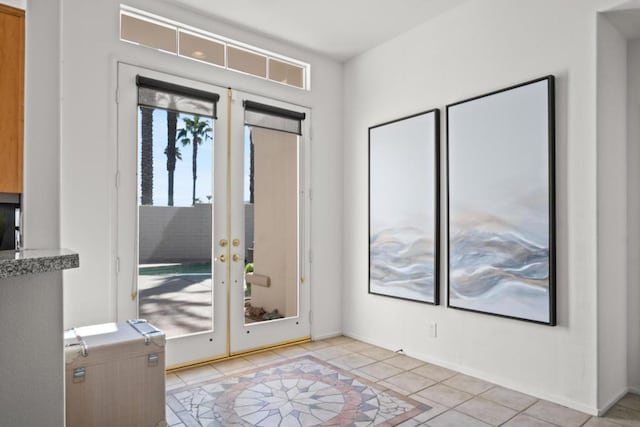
(116, 63), (310, 368)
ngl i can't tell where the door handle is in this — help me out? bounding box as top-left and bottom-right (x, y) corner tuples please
(232, 254), (240, 262)
(218, 254), (226, 263)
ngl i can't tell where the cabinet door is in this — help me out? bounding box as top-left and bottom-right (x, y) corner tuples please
(0, 5), (24, 193)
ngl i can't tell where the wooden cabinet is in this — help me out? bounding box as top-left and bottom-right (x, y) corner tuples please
(0, 5), (24, 193)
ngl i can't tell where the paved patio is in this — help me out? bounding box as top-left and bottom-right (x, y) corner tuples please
(139, 273), (213, 338)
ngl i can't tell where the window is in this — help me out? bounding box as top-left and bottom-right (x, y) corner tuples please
(227, 45), (267, 78)
(136, 76), (218, 207)
(120, 6), (310, 90)
(121, 13), (176, 53)
(178, 30), (225, 67)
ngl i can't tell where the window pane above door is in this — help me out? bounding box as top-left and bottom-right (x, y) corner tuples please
(227, 46), (267, 78)
(120, 7), (310, 90)
(178, 30), (225, 67)
(121, 13), (177, 53)
(268, 58), (305, 89)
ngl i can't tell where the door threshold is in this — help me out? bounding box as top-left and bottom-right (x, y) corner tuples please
(165, 336), (311, 373)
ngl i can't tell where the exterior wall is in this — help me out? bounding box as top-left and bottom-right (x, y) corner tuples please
(342, 0), (624, 414)
(250, 128), (298, 317)
(139, 205), (212, 264)
(138, 204), (253, 264)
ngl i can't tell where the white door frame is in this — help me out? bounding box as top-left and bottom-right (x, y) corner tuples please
(116, 63), (229, 367)
(228, 89), (311, 355)
(116, 63), (312, 367)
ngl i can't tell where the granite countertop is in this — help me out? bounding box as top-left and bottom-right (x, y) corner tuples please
(0, 249), (79, 279)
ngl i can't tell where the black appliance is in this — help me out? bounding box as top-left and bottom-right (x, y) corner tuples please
(0, 202), (20, 250)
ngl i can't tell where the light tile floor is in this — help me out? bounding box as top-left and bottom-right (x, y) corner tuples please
(166, 336), (640, 426)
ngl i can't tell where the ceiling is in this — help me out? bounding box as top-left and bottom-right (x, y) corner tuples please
(604, 9), (640, 41)
(601, 0), (640, 40)
(172, 0), (468, 61)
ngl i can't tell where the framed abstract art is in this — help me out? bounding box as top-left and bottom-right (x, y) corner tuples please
(369, 109), (440, 305)
(446, 76), (556, 325)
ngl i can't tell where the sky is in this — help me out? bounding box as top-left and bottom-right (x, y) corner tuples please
(138, 109), (213, 206)
(137, 109), (254, 206)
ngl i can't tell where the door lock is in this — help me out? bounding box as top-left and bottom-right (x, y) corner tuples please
(232, 239), (240, 247)
(219, 239), (228, 247)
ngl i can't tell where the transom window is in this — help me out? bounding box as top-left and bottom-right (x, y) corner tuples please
(120, 5), (310, 90)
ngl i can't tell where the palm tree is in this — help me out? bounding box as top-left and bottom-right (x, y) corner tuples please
(177, 115), (212, 205)
(165, 110), (180, 206)
(140, 106), (154, 205)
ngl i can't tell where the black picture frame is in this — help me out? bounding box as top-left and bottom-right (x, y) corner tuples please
(368, 109), (440, 305)
(446, 76), (556, 325)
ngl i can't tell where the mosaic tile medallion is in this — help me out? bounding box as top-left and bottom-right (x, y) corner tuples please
(168, 355), (431, 426)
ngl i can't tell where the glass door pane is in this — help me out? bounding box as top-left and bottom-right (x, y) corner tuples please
(137, 109), (215, 339)
(229, 90), (310, 355)
(243, 126), (299, 324)
(118, 63), (228, 368)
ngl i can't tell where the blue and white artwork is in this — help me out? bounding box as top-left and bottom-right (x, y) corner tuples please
(447, 77), (555, 324)
(369, 110), (439, 304)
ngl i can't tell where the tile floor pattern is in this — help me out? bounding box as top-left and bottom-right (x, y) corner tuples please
(168, 356), (429, 426)
(165, 336), (640, 426)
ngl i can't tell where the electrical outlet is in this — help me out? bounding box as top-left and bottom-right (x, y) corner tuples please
(429, 322), (437, 338)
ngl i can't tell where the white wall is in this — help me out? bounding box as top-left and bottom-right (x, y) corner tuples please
(343, 0), (624, 414)
(13, 0), (64, 425)
(59, 0), (344, 339)
(0, 272), (64, 426)
(627, 37), (640, 393)
(23, 0), (60, 249)
(0, 0), (24, 9)
(596, 14), (629, 411)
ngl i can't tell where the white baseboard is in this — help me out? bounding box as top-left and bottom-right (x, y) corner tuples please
(343, 331), (404, 353)
(628, 385), (640, 395)
(342, 330), (600, 416)
(311, 330), (342, 341)
(598, 388), (629, 416)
